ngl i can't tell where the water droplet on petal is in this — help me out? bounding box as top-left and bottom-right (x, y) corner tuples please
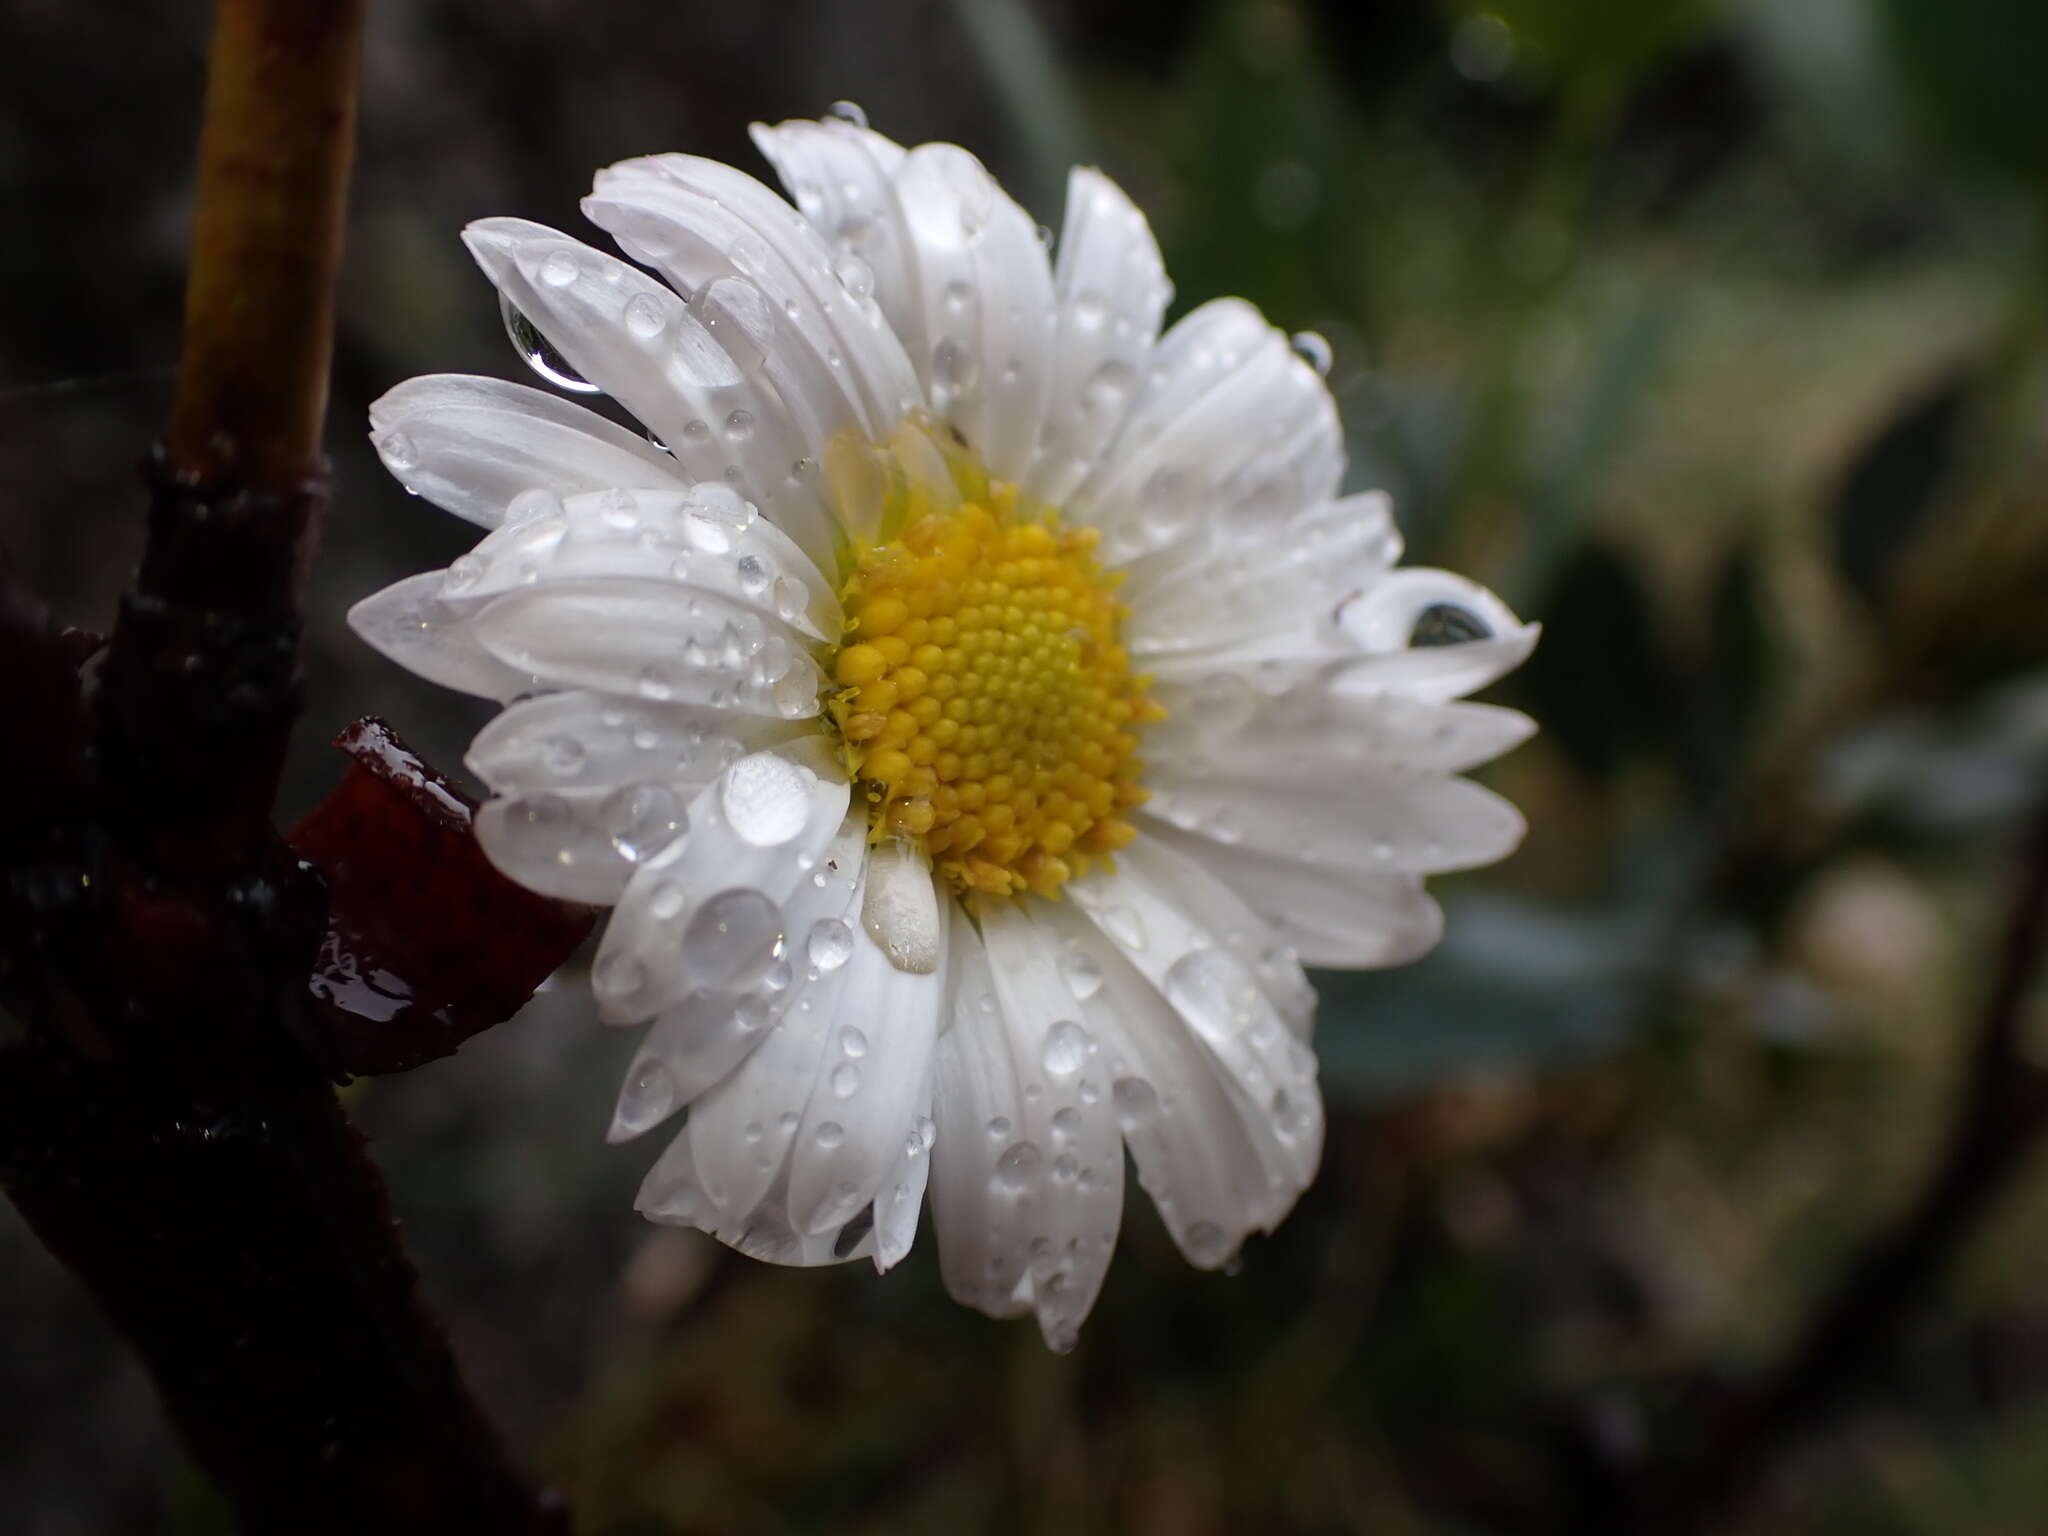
(735, 553), (771, 596)
(1290, 330), (1333, 376)
(815, 1120), (845, 1150)
(1112, 1076), (1159, 1128)
(606, 782), (686, 863)
(720, 753), (812, 846)
(830, 1061), (861, 1098)
(500, 294), (602, 394)
(807, 917), (855, 972)
(688, 275), (775, 379)
(624, 291), (667, 338)
(1059, 950), (1104, 1001)
(1099, 906), (1146, 951)
(827, 99), (869, 129)
(1041, 1020), (1092, 1078)
(680, 888), (783, 986)
(992, 1141), (1044, 1195)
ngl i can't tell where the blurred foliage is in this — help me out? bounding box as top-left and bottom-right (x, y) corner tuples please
(5, 0), (2048, 1532)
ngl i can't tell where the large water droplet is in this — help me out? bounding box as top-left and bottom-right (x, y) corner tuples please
(606, 783), (686, 863)
(720, 753), (812, 846)
(499, 293), (602, 394)
(1059, 949), (1104, 1001)
(1112, 1076), (1159, 1128)
(624, 291), (668, 339)
(1041, 1020), (1092, 1078)
(807, 917), (854, 972)
(680, 888), (783, 987)
(992, 1141), (1044, 1195)
(375, 430), (419, 472)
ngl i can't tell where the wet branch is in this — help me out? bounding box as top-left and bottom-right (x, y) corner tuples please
(0, 2), (566, 1530)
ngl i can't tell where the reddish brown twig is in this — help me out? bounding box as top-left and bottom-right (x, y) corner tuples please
(0, 2), (567, 1529)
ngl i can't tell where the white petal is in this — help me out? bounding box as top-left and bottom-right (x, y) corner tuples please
(368, 374), (688, 529)
(447, 486), (839, 644)
(461, 217), (841, 570)
(592, 738), (850, 1023)
(1074, 299), (1340, 569)
(463, 689), (801, 797)
(891, 142), (1058, 482)
(636, 1130), (863, 1267)
(976, 901), (1127, 1349)
(748, 117), (926, 373)
(1021, 167), (1171, 506)
(1136, 817), (1446, 970)
(467, 578), (823, 719)
(473, 781), (687, 906)
(872, 1069), (936, 1273)
(1030, 898), (1303, 1266)
(928, 923), (1033, 1318)
(346, 571), (534, 700)
(1145, 762), (1526, 876)
(786, 886), (946, 1237)
(1068, 839), (1323, 1196)
(584, 155), (921, 445)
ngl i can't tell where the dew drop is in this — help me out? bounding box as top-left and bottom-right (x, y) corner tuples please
(815, 1120), (845, 1150)
(1041, 1020), (1092, 1078)
(594, 949), (646, 1004)
(987, 1115), (1012, 1140)
(1059, 950), (1104, 1001)
(830, 1061), (861, 1098)
(606, 782), (686, 863)
(679, 888), (783, 986)
(1099, 906), (1146, 950)
(614, 1059), (675, 1133)
(688, 275), (775, 378)
(839, 1026), (868, 1059)
(1112, 1076), (1159, 1127)
(1290, 330), (1333, 376)
(623, 291), (667, 338)
(648, 880), (685, 920)
(736, 553), (771, 596)
(827, 99), (869, 129)
(720, 753), (812, 846)
(503, 487), (565, 526)
(992, 1141), (1044, 1195)
(724, 408), (755, 442)
(500, 294), (602, 394)
(807, 917), (855, 972)
(375, 431), (418, 472)
(1050, 1106), (1081, 1143)
(836, 254), (875, 301)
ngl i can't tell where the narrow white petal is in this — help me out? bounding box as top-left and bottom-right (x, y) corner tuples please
(976, 901), (1127, 1349)
(872, 1067), (936, 1273)
(463, 689), (802, 798)
(467, 579), (823, 719)
(592, 738), (850, 1023)
(461, 217), (840, 570)
(1136, 817), (1446, 970)
(368, 374), (688, 529)
(748, 117), (926, 373)
(928, 922), (1034, 1318)
(891, 142), (1057, 482)
(346, 571), (534, 700)
(636, 1129), (864, 1267)
(1022, 167), (1171, 506)
(786, 890), (946, 1237)
(1031, 898), (1303, 1267)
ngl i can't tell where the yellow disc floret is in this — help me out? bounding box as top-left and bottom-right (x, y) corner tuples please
(826, 440), (1160, 900)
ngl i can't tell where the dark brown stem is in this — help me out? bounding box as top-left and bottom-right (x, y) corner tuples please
(0, 2), (565, 1529)
(1619, 797), (2048, 1532)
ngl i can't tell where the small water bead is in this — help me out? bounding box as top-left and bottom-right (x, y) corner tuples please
(1052, 1153), (1079, 1184)
(942, 280), (974, 316)
(1069, 293), (1109, 332)
(987, 1115), (1012, 1140)
(830, 1061), (861, 1098)
(499, 294), (602, 394)
(605, 783), (686, 863)
(623, 291), (667, 338)
(1080, 360), (1136, 416)
(682, 419), (712, 444)
(1059, 950), (1104, 1001)
(442, 554), (483, 595)
(734, 554), (770, 597)
(637, 663), (675, 701)
(992, 1141), (1044, 1194)
(1099, 906), (1147, 951)
(679, 888), (783, 986)
(1290, 330), (1333, 376)
(827, 99), (869, 129)
(814, 1120), (845, 1150)
(376, 430), (418, 472)
(688, 275), (775, 378)
(835, 254), (875, 301)
(772, 575), (807, 623)
(839, 1026), (868, 1058)
(743, 1120), (764, 1144)
(1135, 467), (1198, 546)
(724, 408), (755, 443)
(1112, 1076), (1160, 1127)
(719, 753), (812, 846)
(1050, 1106), (1081, 1143)
(807, 918), (855, 972)
(733, 993), (772, 1033)
(502, 487), (565, 527)
(1041, 1020), (1092, 1078)
(600, 488), (640, 530)
(542, 734), (586, 777)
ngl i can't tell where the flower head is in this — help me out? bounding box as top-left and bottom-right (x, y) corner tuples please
(351, 110), (1537, 1349)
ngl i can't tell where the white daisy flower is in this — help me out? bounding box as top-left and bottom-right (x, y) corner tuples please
(350, 110), (1537, 1350)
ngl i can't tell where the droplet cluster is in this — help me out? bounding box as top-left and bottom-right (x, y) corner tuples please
(827, 488), (1160, 898)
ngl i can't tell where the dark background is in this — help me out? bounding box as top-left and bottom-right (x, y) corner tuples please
(5, 0), (2048, 1530)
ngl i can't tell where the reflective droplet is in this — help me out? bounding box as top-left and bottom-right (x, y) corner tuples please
(733, 993), (771, 1032)
(827, 99), (869, 129)
(720, 753), (812, 846)
(1411, 602), (1491, 648)
(1041, 1020), (1092, 1078)
(836, 254), (874, 301)
(375, 430), (419, 472)
(648, 880), (685, 920)
(1050, 1106), (1081, 1143)
(1099, 906), (1146, 950)
(1112, 1076), (1159, 1128)
(839, 1026), (868, 1060)
(815, 1120), (845, 1150)
(614, 1059), (675, 1134)
(680, 888), (783, 986)
(931, 337), (978, 400)
(606, 782), (686, 863)
(807, 917), (855, 972)
(830, 1061), (861, 1098)
(688, 275), (775, 378)
(503, 487), (565, 526)
(624, 291), (667, 339)
(735, 553), (771, 596)
(772, 575), (807, 624)
(1059, 950), (1103, 1001)
(993, 1141), (1044, 1194)
(987, 1115), (1012, 1140)
(1070, 293), (1108, 332)
(540, 250), (580, 287)
(542, 733), (586, 776)
(1290, 330), (1333, 376)
(724, 408), (755, 442)
(500, 294), (602, 394)
(442, 554), (482, 594)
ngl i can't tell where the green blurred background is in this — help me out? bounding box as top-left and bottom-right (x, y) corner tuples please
(5, 0), (2048, 1530)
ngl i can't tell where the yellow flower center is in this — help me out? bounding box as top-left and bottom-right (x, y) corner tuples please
(824, 425), (1160, 900)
